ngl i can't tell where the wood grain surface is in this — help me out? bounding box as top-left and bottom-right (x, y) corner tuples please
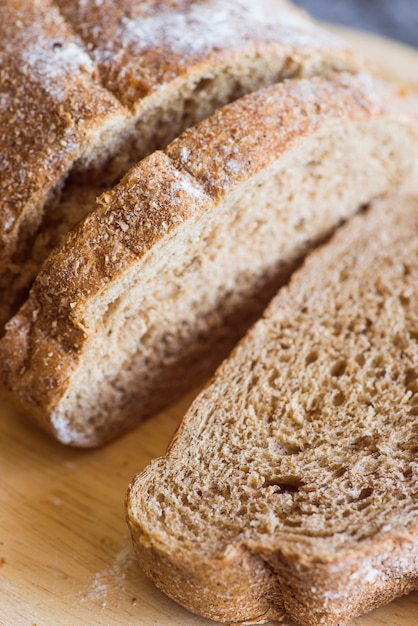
(1, 27), (418, 626)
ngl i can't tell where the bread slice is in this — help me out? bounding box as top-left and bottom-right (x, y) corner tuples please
(0, 72), (414, 447)
(0, 0), (362, 331)
(126, 193), (418, 626)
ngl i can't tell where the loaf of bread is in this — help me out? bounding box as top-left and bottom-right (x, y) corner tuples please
(0, 72), (414, 446)
(126, 193), (418, 626)
(0, 0), (362, 330)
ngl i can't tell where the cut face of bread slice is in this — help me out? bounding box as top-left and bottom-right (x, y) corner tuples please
(126, 194), (418, 626)
(0, 0), (362, 332)
(0, 73), (414, 447)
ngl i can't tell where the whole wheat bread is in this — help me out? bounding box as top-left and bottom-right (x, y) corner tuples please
(0, 0), (362, 330)
(126, 193), (418, 626)
(0, 72), (414, 447)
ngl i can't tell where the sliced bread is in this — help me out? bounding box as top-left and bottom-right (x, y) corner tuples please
(0, 0), (362, 330)
(126, 193), (418, 626)
(0, 72), (414, 446)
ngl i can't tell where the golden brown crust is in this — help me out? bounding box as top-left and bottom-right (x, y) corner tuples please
(55, 0), (360, 109)
(0, 72), (411, 444)
(167, 72), (400, 198)
(0, 0), (125, 267)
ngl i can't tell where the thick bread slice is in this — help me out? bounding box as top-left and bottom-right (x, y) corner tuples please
(126, 193), (418, 626)
(0, 0), (363, 331)
(0, 73), (414, 447)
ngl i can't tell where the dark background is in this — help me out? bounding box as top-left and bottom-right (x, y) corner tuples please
(293, 0), (418, 48)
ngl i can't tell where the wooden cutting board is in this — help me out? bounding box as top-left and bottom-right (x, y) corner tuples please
(1, 26), (417, 626)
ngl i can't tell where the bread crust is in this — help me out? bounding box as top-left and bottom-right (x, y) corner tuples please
(126, 194), (418, 625)
(0, 72), (413, 445)
(55, 0), (359, 109)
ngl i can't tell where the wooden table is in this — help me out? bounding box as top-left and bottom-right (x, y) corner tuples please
(1, 27), (418, 626)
